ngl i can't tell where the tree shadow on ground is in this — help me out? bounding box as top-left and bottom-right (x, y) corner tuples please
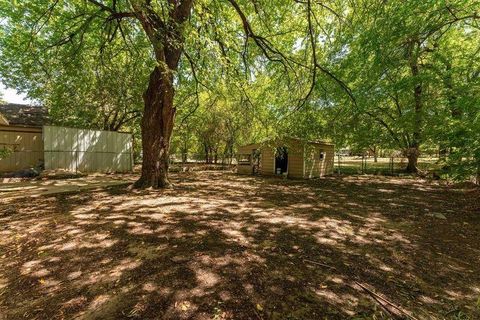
(0, 172), (479, 319)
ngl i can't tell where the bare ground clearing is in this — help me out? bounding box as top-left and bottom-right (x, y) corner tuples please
(0, 172), (479, 319)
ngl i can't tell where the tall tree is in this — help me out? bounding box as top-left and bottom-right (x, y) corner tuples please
(322, 0), (480, 173)
(1, 0), (344, 187)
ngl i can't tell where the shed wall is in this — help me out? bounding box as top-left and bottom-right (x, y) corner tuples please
(304, 143), (335, 177)
(237, 139), (334, 179)
(323, 144), (335, 175)
(259, 147), (275, 175)
(43, 126), (133, 173)
(237, 144), (259, 175)
(287, 144), (304, 178)
(0, 126), (43, 172)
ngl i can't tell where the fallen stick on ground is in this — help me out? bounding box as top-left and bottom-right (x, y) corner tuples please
(303, 259), (336, 269)
(353, 281), (419, 320)
(303, 258), (419, 320)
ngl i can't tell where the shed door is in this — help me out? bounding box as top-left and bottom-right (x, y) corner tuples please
(275, 147), (288, 174)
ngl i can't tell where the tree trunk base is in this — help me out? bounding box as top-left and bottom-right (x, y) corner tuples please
(405, 164), (418, 174)
(133, 173), (173, 189)
(405, 147), (420, 174)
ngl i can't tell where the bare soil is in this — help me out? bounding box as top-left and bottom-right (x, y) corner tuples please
(0, 172), (479, 319)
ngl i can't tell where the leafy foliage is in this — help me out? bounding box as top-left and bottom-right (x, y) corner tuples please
(310, 0), (480, 178)
(0, 0), (479, 180)
(0, 146), (13, 160)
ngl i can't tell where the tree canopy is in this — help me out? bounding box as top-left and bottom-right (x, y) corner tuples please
(0, 0), (479, 183)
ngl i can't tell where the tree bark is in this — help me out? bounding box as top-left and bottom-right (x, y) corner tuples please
(438, 60), (459, 161)
(203, 143), (209, 164)
(135, 67), (176, 188)
(372, 146), (378, 162)
(208, 146), (214, 164)
(407, 83), (422, 173)
(406, 147), (419, 173)
(129, 0), (193, 188)
(181, 152), (187, 164)
(407, 40), (423, 173)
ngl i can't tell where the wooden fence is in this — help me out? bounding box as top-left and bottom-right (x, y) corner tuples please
(43, 126), (133, 173)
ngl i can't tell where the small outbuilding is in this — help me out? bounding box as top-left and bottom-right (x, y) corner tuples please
(0, 104), (47, 173)
(0, 103), (133, 174)
(237, 137), (334, 179)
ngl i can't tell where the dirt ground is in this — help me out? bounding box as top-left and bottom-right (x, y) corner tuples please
(0, 172), (479, 320)
(0, 174), (136, 200)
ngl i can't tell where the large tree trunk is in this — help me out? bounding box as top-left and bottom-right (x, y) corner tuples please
(204, 143), (209, 164)
(129, 0), (193, 188)
(208, 146), (214, 164)
(135, 67), (176, 188)
(371, 146), (378, 162)
(213, 147), (218, 164)
(407, 40), (423, 174)
(406, 147), (419, 173)
(407, 82), (422, 173)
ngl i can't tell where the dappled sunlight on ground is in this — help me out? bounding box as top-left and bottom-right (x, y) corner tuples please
(0, 172), (479, 319)
(0, 174), (136, 199)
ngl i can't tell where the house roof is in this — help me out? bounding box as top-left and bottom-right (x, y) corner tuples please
(0, 103), (48, 127)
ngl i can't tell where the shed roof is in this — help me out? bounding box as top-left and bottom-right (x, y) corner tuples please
(239, 137), (334, 150)
(288, 137), (334, 146)
(0, 103), (48, 127)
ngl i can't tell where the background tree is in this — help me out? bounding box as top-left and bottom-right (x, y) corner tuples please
(1, 39), (148, 131)
(318, 0), (480, 174)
